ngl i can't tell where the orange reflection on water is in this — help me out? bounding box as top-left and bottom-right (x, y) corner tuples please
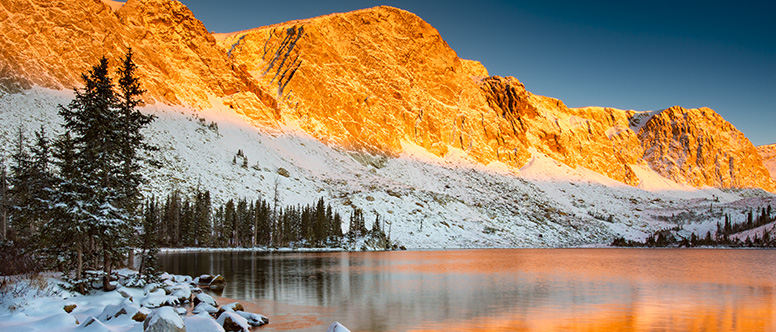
(170, 249), (776, 332)
(407, 289), (775, 332)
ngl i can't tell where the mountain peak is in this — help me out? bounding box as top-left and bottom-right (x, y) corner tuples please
(0, 1), (772, 192)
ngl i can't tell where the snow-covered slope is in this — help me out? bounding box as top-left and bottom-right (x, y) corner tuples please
(1, 88), (773, 248)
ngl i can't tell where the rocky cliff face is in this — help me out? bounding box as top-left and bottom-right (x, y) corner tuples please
(757, 144), (776, 182)
(638, 106), (773, 190)
(218, 6), (499, 161)
(1, 1), (772, 192)
(0, 0), (277, 124)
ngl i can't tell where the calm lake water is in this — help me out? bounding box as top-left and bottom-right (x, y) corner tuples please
(160, 249), (776, 331)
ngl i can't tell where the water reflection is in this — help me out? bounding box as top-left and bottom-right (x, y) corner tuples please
(160, 249), (776, 331)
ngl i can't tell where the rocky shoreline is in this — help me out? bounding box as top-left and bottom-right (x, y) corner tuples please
(0, 269), (354, 331)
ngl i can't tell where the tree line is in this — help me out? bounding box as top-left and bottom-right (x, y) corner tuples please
(141, 189), (369, 249)
(611, 205), (775, 248)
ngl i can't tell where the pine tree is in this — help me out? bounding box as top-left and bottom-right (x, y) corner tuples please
(193, 190), (211, 246)
(163, 190), (182, 247)
(56, 52), (153, 291)
(139, 196), (160, 283)
(115, 48), (155, 215)
(29, 126), (54, 231)
(8, 126), (34, 243)
(0, 156), (8, 241)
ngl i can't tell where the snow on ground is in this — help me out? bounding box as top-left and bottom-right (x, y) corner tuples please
(0, 269), (271, 332)
(1, 87), (774, 248)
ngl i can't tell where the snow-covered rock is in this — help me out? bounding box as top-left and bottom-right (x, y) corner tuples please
(96, 303), (149, 322)
(220, 302), (244, 312)
(185, 313), (227, 332)
(140, 289), (178, 308)
(236, 311), (269, 326)
(192, 302), (218, 315)
(197, 274), (226, 288)
(327, 321), (352, 332)
(171, 287), (192, 303)
(143, 307), (185, 332)
(78, 316), (110, 332)
(216, 311), (250, 332)
(193, 293), (218, 307)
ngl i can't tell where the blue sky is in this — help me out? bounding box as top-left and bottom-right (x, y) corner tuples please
(179, 0), (775, 146)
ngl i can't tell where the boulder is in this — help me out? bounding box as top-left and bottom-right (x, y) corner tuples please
(63, 303), (77, 313)
(236, 311), (269, 327)
(131, 310), (148, 322)
(172, 287), (192, 303)
(140, 289), (179, 308)
(97, 303), (150, 322)
(173, 275), (193, 283)
(78, 316), (110, 332)
(144, 283), (159, 295)
(96, 305), (127, 322)
(193, 293), (218, 307)
(197, 274), (214, 285)
(208, 275), (226, 289)
(216, 311), (250, 332)
(192, 302), (218, 316)
(143, 307), (185, 332)
(216, 302), (244, 316)
(185, 313), (226, 332)
(326, 322), (352, 332)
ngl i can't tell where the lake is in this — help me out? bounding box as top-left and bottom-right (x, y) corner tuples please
(159, 249), (776, 331)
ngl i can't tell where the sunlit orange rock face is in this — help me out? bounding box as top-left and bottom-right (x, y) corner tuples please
(0, 0), (277, 124)
(756, 144), (776, 182)
(218, 6), (499, 160)
(0, 1), (772, 191)
(639, 106), (773, 190)
(218, 7), (644, 185)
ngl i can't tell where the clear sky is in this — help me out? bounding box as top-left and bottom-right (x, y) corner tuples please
(178, 0), (775, 146)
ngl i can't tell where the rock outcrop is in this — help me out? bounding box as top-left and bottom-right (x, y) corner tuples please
(756, 144), (776, 182)
(0, 1), (771, 192)
(639, 106), (773, 190)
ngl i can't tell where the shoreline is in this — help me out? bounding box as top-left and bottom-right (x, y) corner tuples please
(157, 245), (776, 254)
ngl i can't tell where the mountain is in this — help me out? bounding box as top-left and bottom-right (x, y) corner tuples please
(216, 6), (774, 192)
(0, 0), (773, 247)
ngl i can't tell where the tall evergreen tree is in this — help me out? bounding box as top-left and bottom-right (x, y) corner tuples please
(115, 48), (155, 215)
(56, 53), (153, 291)
(45, 132), (91, 287)
(29, 126), (54, 230)
(8, 126), (34, 243)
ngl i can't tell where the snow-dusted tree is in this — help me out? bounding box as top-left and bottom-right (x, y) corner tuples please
(8, 126), (34, 243)
(115, 48), (155, 215)
(38, 132), (92, 292)
(193, 189), (212, 246)
(57, 52), (153, 291)
(59, 56), (121, 290)
(0, 157), (8, 241)
(29, 126), (54, 227)
(139, 195), (161, 283)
